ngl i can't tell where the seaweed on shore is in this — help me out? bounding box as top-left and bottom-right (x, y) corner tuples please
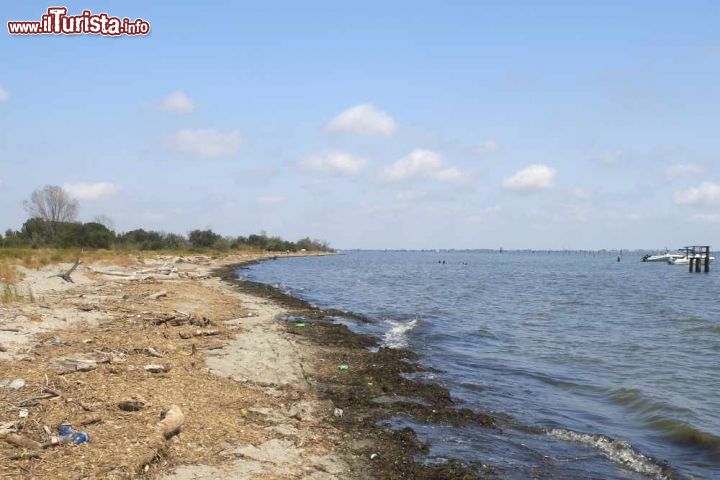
(215, 263), (497, 479)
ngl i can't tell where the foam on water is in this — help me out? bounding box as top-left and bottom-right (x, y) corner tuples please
(548, 429), (673, 479)
(383, 317), (419, 348)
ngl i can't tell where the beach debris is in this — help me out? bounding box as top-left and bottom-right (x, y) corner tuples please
(240, 408), (248, 416)
(79, 416), (102, 426)
(3, 433), (41, 450)
(146, 290), (168, 300)
(179, 329), (219, 339)
(135, 346), (164, 358)
(0, 344), (7, 352)
(135, 405), (186, 470)
(50, 353), (110, 374)
(144, 364), (167, 373)
(50, 258), (80, 283)
(157, 405), (184, 439)
(295, 322), (306, 328)
(370, 453), (379, 460)
(118, 396), (147, 412)
(0, 422), (16, 436)
(333, 407), (344, 418)
(18, 409), (29, 419)
(51, 335), (63, 345)
(57, 423), (90, 444)
(8, 378), (25, 391)
(338, 364), (349, 371)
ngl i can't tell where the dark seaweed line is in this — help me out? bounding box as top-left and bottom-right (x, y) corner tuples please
(213, 261), (498, 479)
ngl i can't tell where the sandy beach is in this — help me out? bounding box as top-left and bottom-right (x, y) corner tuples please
(0, 253), (492, 479)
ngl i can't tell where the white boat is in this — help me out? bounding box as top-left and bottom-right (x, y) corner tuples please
(642, 253), (684, 262)
(668, 256), (715, 265)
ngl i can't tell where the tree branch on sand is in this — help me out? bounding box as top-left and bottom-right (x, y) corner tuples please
(49, 258), (81, 283)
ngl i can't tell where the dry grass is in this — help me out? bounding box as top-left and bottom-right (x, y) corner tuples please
(0, 263), (24, 303)
(0, 247), (262, 270)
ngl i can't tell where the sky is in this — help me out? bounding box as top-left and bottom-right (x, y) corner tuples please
(1, 1), (719, 250)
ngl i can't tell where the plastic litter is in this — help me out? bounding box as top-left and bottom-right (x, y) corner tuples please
(295, 322), (305, 328)
(58, 424), (90, 444)
(333, 408), (343, 418)
(19, 408), (29, 418)
(338, 364), (349, 371)
(370, 453), (379, 460)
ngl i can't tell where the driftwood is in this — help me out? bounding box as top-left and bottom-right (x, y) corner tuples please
(80, 416), (102, 426)
(179, 329), (219, 339)
(50, 353), (111, 374)
(145, 290), (168, 300)
(3, 433), (41, 450)
(50, 258), (80, 283)
(135, 346), (163, 358)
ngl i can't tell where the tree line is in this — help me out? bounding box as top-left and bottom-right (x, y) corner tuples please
(1, 185), (331, 252)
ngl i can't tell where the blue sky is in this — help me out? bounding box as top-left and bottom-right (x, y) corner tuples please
(1, 1), (719, 249)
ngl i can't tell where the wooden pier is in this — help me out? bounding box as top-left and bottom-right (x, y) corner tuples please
(682, 246), (711, 273)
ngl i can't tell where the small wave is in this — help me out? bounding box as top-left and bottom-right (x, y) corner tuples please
(607, 387), (693, 417)
(471, 327), (497, 339)
(647, 418), (720, 451)
(548, 428), (673, 479)
(383, 317), (419, 348)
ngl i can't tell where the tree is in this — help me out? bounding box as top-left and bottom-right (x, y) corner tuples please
(24, 185), (79, 224)
(188, 229), (221, 248)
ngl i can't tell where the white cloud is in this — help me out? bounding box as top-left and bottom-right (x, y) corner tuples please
(167, 128), (242, 158)
(473, 140), (500, 155)
(503, 164), (556, 191)
(626, 213), (643, 221)
(0, 85), (8, 102)
(159, 90), (194, 113)
(63, 181), (120, 200)
(255, 195), (286, 206)
(666, 163), (703, 179)
(301, 151), (367, 176)
(326, 104), (397, 136)
(596, 150), (624, 165)
(691, 213), (720, 223)
(673, 181), (720, 205)
(382, 149), (464, 183)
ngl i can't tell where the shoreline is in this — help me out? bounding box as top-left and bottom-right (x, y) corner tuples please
(214, 260), (497, 479)
(0, 251), (494, 479)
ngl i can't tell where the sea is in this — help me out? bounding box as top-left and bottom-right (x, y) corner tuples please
(239, 251), (720, 479)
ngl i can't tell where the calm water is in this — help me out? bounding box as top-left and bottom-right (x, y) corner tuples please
(241, 251), (720, 479)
